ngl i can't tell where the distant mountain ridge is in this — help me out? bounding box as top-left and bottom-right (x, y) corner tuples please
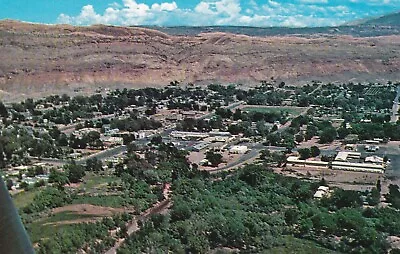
(147, 11), (400, 37)
(355, 11), (400, 26)
(0, 19), (400, 102)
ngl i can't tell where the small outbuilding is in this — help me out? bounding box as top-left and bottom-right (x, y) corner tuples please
(229, 145), (248, 154)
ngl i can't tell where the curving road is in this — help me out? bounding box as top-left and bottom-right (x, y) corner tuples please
(391, 85), (400, 123)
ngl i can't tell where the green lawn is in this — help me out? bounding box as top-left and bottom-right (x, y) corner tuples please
(11, 173), (119, 210)
(44, 211), (101, 223)
(12, 189), (40, 209)
(79, 172), (119, 190)
(28, 221), (75, 243)
(71, 195), (127, 208)
(243, 106), (305, 116)
(269, 236), (340, 254)
(27, 211), (103, 243)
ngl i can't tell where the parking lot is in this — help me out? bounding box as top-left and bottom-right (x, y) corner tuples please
(357, 142), (400, 178)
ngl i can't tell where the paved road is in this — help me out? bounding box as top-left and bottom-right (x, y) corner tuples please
(76, 145), (128, 164)
(276, 107), (311, 133)
(356, 143), (400, 177)
(197, 101), (244, 120)
(58, 113), (116, 133)
(308, 83), (323, 96)
(208, 144), (289, 173)
(390, 85), (400, 123)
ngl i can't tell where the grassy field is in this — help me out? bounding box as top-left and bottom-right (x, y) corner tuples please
(27, 211), (100, 243)
(269, 236), (340, 254)
(11, 173), (119, 210)
(41, 211), (99, 224)
(28, 222), (75, 243)
(79, 172), (119, 190)
(72, 173), (126, 207)
(243, 106), (305, 116)
(12, 189), (40, 209)
(71, 195), (128, 208)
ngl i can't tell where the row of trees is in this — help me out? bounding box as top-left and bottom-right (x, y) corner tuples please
(119, 165), (400, 253)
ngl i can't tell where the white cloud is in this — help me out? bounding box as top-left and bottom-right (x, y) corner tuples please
(151, 2), (178, 12)
(215, 0), (241, 16)
(268, 0), (281, 8)
(194, 2), (214, 15)
(58, 0), (179, 25)
(299, 0), (328, 4)
(56, 0), (384, 28)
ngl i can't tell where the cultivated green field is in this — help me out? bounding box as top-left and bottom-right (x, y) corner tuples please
(71, 195), (128, 208)
(27, 211), (102, 243)
(243, 106), (306, 116)
(78, 173), (119, 190)
(269, 236), (340, 254)
(12, 189), (40, 209)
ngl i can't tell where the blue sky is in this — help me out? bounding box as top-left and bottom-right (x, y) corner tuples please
(0, 0), (399, 27)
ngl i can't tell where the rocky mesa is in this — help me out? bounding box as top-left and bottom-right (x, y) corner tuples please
(0, 20), (400, 98)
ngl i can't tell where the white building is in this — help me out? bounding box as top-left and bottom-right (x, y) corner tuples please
(334, 151), (361, 162)
(314, 186), (330, 199)
(229, 145), (248, 154)
(101, 136), (124, 145)
(170, 131), (209, 140)
(365, 155), (384, 164)
(134, 131), (146, 139)
(193, 142), (210, 152)
(287, 156), (329, 167)
(331, 161), (384, 173)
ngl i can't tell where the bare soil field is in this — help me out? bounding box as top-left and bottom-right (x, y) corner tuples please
(42, 204), (134, 225)
(1, 20), (400, 101)
(277, 165), (400, 195)
(52, 204), (131, 216)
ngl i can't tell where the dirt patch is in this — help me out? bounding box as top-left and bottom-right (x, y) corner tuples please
(52, 204), (133, 216)
(40, 204), (135, 226)
(43, 218), (102, 226)
(276, 166), (383, 192)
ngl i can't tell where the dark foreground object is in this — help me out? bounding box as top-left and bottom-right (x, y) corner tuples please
(0, 178), (34, 254)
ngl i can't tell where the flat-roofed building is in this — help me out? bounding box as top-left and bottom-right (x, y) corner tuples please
(365, 155), (384, 164)
(193, 141), (211, 152)
(209, 131), (232, 137)
(331, 161), (384, 173)
(170, 131), (209, 140)
(287, 156), (329, 167)
(334, 152), (361, 162)
(314, 186), (330, 199)
(229, 145), (248, 154)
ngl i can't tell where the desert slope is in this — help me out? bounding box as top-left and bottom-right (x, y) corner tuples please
(0, 20), (400, 98)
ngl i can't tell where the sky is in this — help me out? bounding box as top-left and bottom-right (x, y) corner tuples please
(0, 0), (399, 27)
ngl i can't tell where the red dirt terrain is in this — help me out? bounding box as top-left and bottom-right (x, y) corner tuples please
(0, 20), (399, 100)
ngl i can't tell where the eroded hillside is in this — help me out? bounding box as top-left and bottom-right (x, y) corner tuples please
(0, 20), (400, 99)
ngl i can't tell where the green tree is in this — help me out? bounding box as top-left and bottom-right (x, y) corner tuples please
(367, 188), (380, 206)
(295, 134), (304, 143)
(376, 179), (382, 192)
(6, 179), (13, 190)
(205, 151), (223, 167)
(151, 135), (162, 145)
(310, 146), (320, 157)
(48, 169), (69, 189)
(319, 127), (337, 144)
(323, 189), (363, 209)
(86, 157), (103, 172)
(386, 184), (400, 209)
(64, 162), (86, 183)
(298, 148), (311, 160)
(0, 101), (8, 118)
(20, 181), (29, 191)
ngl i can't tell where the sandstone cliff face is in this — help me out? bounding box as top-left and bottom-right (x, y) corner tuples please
(0, 20), (399, 98)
